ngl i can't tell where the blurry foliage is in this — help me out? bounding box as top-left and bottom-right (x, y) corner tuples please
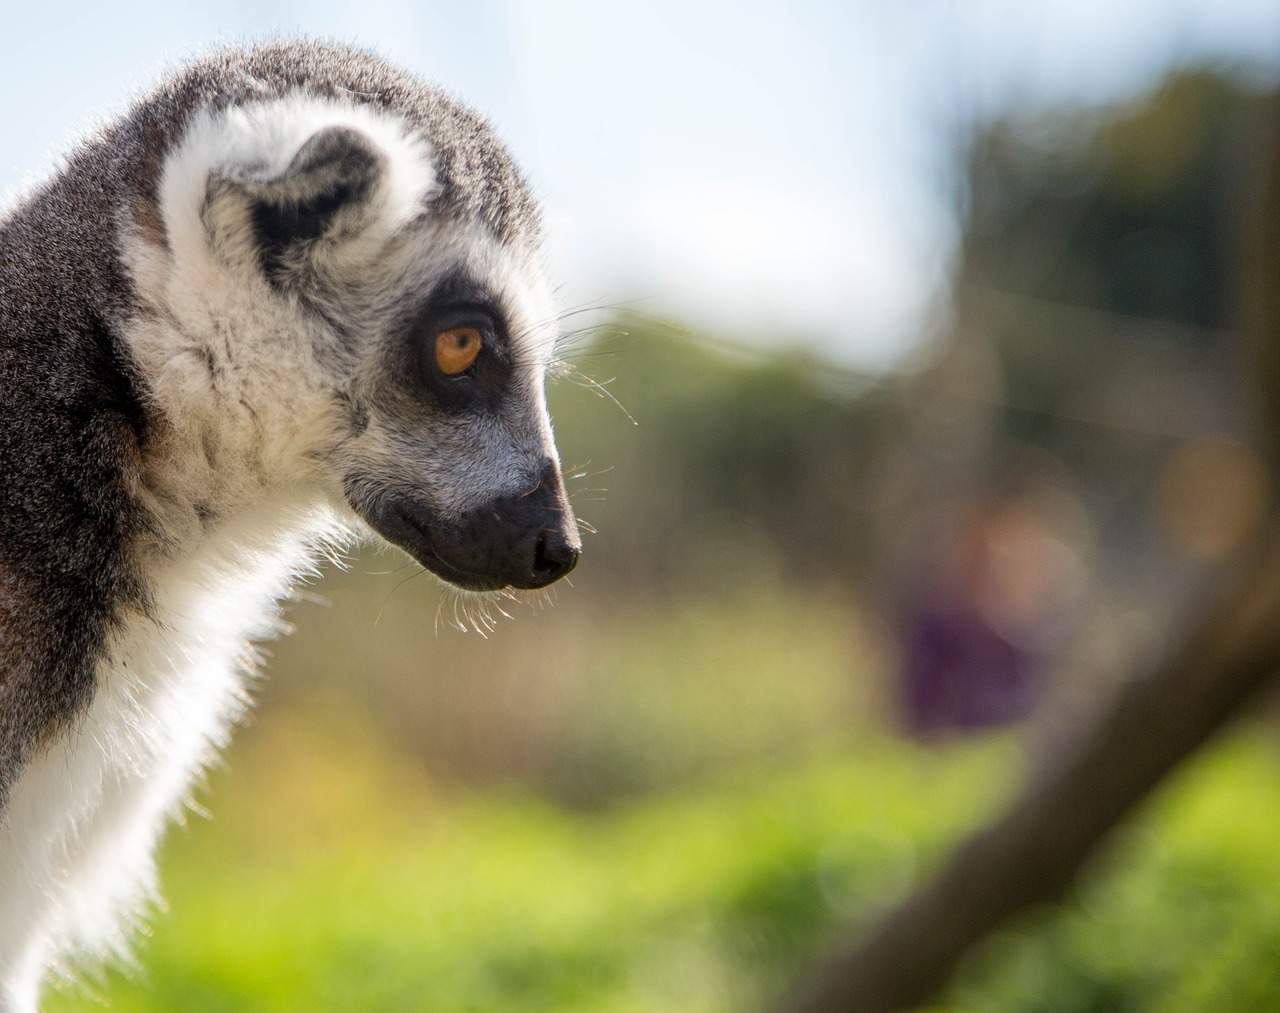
(893, 69), (1280, 716)
(548, 324), (883, 592)
(266, 568), (887, 807)
(44, 720), (1280, 1012)
(939, 735), (1280, 1013)
(965, 71), (1264, 329)
(958, 71), (1269, 486)
(46, 712), (1016, 1013)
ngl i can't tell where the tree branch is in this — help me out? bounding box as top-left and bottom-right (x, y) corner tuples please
(783, 526), (1280, 1013)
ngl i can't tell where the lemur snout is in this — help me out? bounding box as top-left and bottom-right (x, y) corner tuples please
(462, 460), (581, 591)
(367, 460), (580, 592)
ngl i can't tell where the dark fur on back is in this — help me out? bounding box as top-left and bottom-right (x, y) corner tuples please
(0, 39), (543, 813)
(0, 132), (154, 813)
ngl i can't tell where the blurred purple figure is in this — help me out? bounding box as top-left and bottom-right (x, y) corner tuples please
(900, 493), (1082, 738)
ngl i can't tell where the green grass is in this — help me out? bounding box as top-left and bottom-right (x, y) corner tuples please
(46, 724), (1280, 1012)
(939, 733), (1280, 1013)
(45, 715), (1011, 1013)
(38, 570), (1280, 1012)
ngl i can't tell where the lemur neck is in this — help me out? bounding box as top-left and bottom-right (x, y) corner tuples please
(136, 407), (352, 561)
(121, 300), (346, 560)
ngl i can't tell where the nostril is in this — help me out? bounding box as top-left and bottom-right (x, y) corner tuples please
(532, 531), (580, 586)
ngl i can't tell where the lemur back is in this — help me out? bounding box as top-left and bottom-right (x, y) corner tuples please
(0, 41), (579, 1010)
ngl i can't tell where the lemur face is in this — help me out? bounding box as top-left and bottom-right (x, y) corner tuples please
(335, 236), (582, 593)
(144, 98), (580, 591)
(337, 238), (582, 593)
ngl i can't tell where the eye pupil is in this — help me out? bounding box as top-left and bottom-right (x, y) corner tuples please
(435, 327), (482, 375)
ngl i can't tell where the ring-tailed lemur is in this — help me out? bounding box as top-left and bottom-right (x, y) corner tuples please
(0, 41), (581, 1009)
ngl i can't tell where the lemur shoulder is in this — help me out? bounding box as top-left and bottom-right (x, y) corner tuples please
(0, 40), (580, 1010)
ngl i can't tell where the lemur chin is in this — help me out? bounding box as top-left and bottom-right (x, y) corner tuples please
(0, 40), (580, 1010)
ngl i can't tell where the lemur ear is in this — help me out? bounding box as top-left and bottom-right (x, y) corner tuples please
(213, 125), (388, 279)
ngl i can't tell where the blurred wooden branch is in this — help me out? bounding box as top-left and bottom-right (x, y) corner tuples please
(780, 95), (1280, 1013)
(1245, 96), (1280, 473)
(784, 525), (1280, 1013)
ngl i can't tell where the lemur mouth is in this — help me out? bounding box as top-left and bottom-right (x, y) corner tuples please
(389, 504), (509, 591)
(350, 475), (581, 592)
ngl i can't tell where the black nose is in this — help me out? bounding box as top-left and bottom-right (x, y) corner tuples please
(531, 527), (580, 588)
(512, 459), (581, 589)
(444, 459), (581, 591)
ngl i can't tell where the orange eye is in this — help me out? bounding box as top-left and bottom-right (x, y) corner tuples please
(434, 327), (483, 375)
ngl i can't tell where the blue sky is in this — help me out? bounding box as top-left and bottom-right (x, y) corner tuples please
(2, 1), (1277, 367)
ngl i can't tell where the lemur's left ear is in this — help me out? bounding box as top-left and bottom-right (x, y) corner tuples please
(211, 126), (388, 278)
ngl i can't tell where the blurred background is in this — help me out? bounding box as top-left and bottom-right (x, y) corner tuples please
(9, 2), (1280, 1011)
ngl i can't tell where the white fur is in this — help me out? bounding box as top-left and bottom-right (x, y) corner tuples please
(0, 93), (564, 1011)
(0, 495), (351, 1009)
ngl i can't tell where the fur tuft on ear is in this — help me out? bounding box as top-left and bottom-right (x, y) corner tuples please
(235, 126), (387, 279)
(156, 99), (436, 294)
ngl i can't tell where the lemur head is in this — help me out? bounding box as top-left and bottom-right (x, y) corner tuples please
(123, 44), (581, 591)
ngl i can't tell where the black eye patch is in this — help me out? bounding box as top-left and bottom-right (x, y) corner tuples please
(404, 268), (513, 412)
